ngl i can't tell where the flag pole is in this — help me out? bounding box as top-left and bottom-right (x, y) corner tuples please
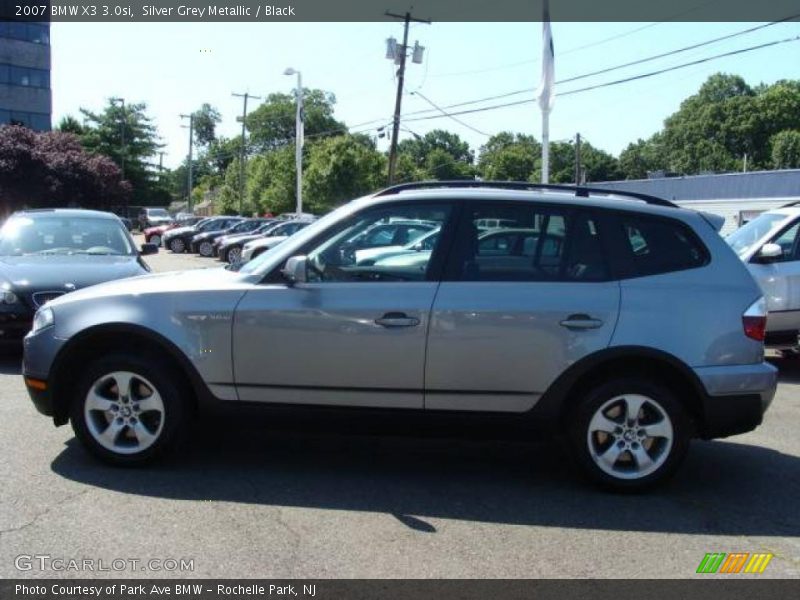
(539, 0), (554, 184)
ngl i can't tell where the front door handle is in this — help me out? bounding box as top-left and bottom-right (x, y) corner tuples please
(375, 312), (420, 328)
(559, 314), (604, 330)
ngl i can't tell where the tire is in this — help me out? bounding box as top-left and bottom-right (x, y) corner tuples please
(149, 234), (161, 247)
(224, 245), (242, 264)
(169, 237), (186, 253)
(567, 377), (691, 491)
(198, 241), (214, 257)
(70, 353), (190, 466)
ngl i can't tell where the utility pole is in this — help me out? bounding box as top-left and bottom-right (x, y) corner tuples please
(110, 97), (127, 215)
(284, 68), (304, 216)
(385, 10), (430, 184)
(180, 113), (195, 212)
(233, 91), (261, 216)
(575, 133), (582, 186)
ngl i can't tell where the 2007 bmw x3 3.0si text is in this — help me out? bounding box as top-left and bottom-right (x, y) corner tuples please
(23, 182), (777, 491)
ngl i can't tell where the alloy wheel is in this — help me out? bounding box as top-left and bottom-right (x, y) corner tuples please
(83, 371), (165, 455)
(226, 246), (242, 263)
(586, 394), (673, 480)
(150, 234), (161, 246)
(199, 241), (213, 257)
(169, 238), (185, 253)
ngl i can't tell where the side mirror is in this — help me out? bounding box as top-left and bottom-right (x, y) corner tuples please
(282, 255), (308, 284)
(757, 243), (782, 262)
(412, 242), (424, 252)
(140, 243), (159, 256)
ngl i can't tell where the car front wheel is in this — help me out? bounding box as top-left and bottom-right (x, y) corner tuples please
(198, 241), (214, 257)
(225, 245), (242, 263)
(70, 354), (188, 466)
(169, 237), (186, 253)
(568, 377), (690, 491)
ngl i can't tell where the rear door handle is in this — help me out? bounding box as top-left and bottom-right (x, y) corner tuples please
(559, 314), (604, 330)
(375, 312), (420, 328)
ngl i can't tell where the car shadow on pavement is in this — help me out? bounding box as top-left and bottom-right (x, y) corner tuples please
(51, 412), (799, 537)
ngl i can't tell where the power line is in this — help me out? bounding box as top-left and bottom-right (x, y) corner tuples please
(409, 90), (489, 136)
(400, 34), (800, 124)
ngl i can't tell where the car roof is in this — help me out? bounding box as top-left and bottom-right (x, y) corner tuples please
(13, 208), (122, 220)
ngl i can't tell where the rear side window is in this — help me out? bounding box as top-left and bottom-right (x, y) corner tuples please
(617, 215), (708, 277)
(449, 203), (610, 282)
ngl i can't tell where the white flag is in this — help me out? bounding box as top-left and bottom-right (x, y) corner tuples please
(538, 2), (555, 112)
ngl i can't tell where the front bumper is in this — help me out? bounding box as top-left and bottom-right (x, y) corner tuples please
(23, 325), (68, 422)
(693, 362), (778, 439)
(0, 309), (33, 344)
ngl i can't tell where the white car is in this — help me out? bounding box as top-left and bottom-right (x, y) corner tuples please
(726, 203), (800, 352)
(239, 220), (311, 262)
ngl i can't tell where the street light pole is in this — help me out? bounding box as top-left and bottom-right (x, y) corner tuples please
(110, 97), (127, 216)
(284, 68), (303, 215)
(180, 113), (195, 213)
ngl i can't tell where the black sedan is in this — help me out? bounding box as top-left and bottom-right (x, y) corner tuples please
(189, 218), (268, 257)
(0, 209), (156, 346)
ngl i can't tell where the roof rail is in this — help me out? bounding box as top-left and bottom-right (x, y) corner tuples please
(781, 200), (800, 208)
(373, 180), (678, 208)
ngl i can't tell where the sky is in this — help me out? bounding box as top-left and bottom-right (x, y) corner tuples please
(50, 20), (800, 169)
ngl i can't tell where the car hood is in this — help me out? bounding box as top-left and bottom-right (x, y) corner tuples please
(145, 224), (173, 235)
(47, 266), (250, 307)
(0, 254), (147, 293)
(220, 233), (261, 246)
(244, 236), (288, 250)
(164, 225), (197, 237)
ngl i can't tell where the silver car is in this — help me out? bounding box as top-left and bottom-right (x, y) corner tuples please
(23, 182), (777, 490)
(726, 204), (800, 353)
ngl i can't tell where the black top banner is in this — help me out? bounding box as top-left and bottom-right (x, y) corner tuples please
(2, 0), (800, 22)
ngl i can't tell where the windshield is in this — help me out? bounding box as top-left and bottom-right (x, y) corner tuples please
(0, 215), (134, 256)
(147, 208), (169, 217)
(726, 212), (789, 256)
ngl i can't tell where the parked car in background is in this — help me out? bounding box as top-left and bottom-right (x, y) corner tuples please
(239, 220), (312, 262)
(22, 182), (776, 491)
(163, 216), (243, 254)
(726, 202), (800, 354)
(138, 207), (172, 231)
(214, 220), (278, 263)
(357, 227), (440, 266)
(1, 209), (156, 346)
(344, 220), (438, 264)
(120, 217), (133, 232)
(189, 218), (264, 257)
(144, 219), (192, 247)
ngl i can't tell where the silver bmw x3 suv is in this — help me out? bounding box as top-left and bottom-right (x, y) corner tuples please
(23, 182), (777, 490)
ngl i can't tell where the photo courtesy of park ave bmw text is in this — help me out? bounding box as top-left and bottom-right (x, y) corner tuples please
(0, 0), (799, 596)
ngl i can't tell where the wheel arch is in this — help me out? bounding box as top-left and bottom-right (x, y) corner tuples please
(49, 323), (213, 425)
(535, 346), (709, 433)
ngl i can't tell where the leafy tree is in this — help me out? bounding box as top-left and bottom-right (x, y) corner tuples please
(398, 129), (474, 176)
(0, 125), (129, 213)
(477, 132), (540, 181)
(193, 103), (221, 147)
(618, 136), (667, 179)
(771, 130), (800, 169)
(73, 99), (163, 205)
(246, 89), (345, 152)
(56, 115), (85, 136)
(304, 135), (386, 212)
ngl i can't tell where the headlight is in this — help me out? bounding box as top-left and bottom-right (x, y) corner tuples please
(2, 291), (18, 304)
(31, 307), (54, 334)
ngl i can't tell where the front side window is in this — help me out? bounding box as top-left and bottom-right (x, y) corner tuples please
(769, 221), (800, 262)
(451, 203), (608, 282)
(304, 204), (451, 283)
(726, 212), (789, 257)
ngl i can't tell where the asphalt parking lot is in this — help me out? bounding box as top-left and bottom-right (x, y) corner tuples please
(0, 240), (798, 579)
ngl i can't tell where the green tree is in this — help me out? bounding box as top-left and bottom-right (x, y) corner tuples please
(477, 132), (540, 181)
(75, 100), (163, 205)
(771, 130), (800, 169)
(618, 136), (667, 179)
(304, 135), (386, 212)
(56, 115), (85, 136)
(246, 89), (345, 152)
(397, 129), (474, 177)
(192, 103), (221, 147)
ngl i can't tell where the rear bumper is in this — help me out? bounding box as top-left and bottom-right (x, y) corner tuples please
(693, 362), (777, 439)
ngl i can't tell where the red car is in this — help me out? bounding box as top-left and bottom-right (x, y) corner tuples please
(143, 223), (177, 247)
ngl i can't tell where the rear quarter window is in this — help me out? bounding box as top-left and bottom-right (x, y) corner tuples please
(612, 214), (709, 278)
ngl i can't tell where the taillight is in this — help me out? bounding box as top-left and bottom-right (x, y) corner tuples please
(742, 297), (767, 342)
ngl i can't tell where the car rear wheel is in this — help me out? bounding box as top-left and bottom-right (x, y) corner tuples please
(568, 377), (690, 491)
(198, 241), (214, 257)
(169, 237), (186, 253)
(149, 234), (161, 247)
(225, 245), (242, 263)
(70, 354), (189, 466)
